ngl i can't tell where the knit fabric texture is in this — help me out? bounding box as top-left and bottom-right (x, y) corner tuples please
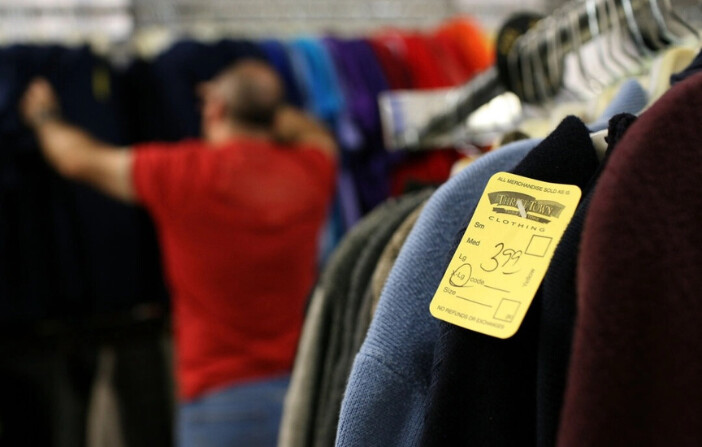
(279, 201), (390, 447)
(419, 116), (600, 447)
(370, 203), (427, 315)
(315, 190), (433, 447)
(536, 113), (637, 447)
(558, 72), (702, 446)
(336, 139), (537, 447)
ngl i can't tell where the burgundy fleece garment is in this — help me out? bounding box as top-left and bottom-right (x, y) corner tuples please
(559, 73), (702, 446)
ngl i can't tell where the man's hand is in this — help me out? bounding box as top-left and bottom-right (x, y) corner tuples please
(18, 78), (136, 203)
(20, 78), (61, 129)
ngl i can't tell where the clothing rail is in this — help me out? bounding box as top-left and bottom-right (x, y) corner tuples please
(410, 0), (699, 148)
(0, 6), (129, 15)
(0, 0), (456, 42)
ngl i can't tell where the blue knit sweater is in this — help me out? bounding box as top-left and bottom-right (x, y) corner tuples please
(336, 140), (536, 447)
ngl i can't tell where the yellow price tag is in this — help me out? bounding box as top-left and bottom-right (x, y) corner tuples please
(429, 172), (581, 339)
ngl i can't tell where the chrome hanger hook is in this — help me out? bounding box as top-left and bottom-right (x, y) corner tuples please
(662, 0), (700, 42)
(519, 32), (538, 103)
(568, 2), (605, 94)
(647, 0), (679, 44)
(621, 0), (655, 58)
(586, 0), (622, 83)
(606, 0), (641, 65)
(599, 0), (631, 77)
(530, 22), (554, 103)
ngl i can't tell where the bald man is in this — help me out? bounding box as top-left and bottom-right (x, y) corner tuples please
(21, 59), (337, 447)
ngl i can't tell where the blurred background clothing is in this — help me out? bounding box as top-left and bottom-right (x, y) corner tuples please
(178, 375), (290, 447)
(1, 1), (700, 446)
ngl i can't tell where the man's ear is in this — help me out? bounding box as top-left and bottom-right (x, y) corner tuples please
(213, 97), (230, 122)
(202, 96), (228, 123)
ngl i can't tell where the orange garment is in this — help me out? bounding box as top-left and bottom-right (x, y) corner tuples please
(436, 17), (495, 79)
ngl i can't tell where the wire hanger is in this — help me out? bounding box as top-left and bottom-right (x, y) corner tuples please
(392, 0), (696, 150)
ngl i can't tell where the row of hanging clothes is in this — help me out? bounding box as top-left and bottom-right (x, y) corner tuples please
(122, 19), (495, 258)
(279, 0), (702, 445)
(0, 16), (495, 325)
(0, 44), (173, 447)
(0, 14), (495, 447)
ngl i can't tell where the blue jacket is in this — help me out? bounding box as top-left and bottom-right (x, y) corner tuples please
(336, 139), (536, 447)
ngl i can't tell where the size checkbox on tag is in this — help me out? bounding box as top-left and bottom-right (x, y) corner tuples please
(525, 235), (552, 257)
(494, 299), (521, 322)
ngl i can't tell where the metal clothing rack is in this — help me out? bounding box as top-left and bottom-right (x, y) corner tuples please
(409, 0), (701, 149)
(0, 0), (457, 43)
(0, 1), (134, 44)
(0, 0), (461, 62)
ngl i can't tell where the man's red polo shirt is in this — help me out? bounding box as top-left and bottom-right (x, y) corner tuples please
(132, 138), (335, 400)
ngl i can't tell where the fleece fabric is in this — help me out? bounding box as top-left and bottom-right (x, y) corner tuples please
(558, 72), (702, 447)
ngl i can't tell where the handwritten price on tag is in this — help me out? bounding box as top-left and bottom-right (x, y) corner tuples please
(449, 241), (524, 287)
(430, 172), (581, 338)
(480, 242), (522, 274)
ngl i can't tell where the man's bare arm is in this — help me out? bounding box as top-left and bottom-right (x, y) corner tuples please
(273, 106), (338, 157)
(21, 79), (136, 203)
